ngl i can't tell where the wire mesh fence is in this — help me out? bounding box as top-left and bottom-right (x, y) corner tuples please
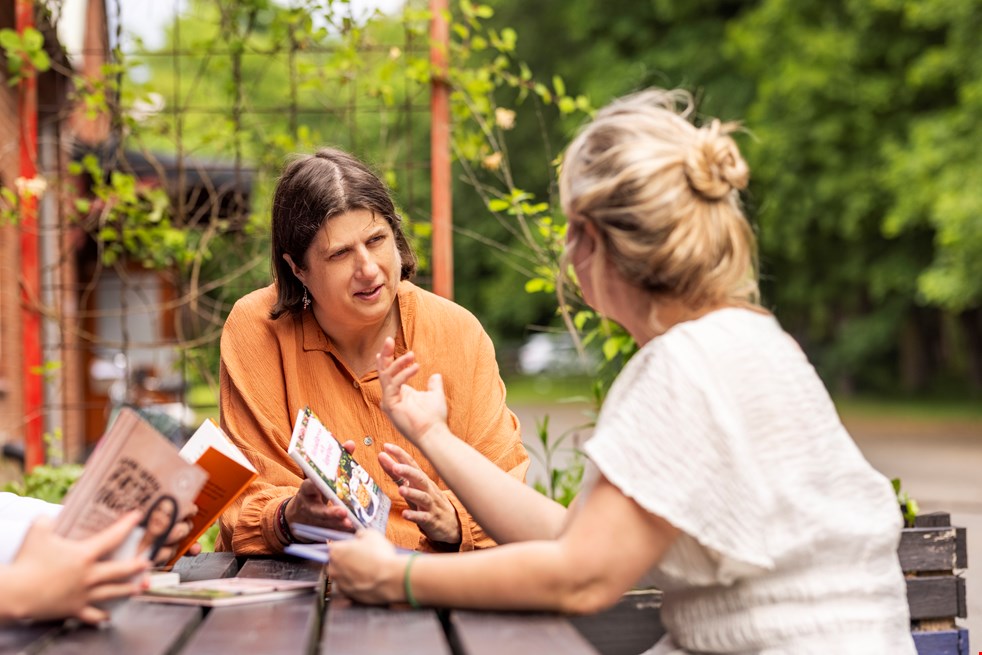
(21, 0), (440, 460)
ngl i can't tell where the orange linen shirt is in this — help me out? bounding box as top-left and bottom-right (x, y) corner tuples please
(217, 280), (530, 554)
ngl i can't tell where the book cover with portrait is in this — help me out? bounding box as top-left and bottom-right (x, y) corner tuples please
(55, 407), (208, 559)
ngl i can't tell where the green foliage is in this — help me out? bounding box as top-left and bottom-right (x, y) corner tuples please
(482, 0), (982, 393)
(2, 429), (83, 503)
(891, 477), (919, 528)
(527, 377), (610, 505)
(2, 463), (83, 503)
(0, 185), (20, 225)
(47, 0), (982, 412)
(69, 155), (192, 269)
(197, 522), (220, 552)
(0, 26), (51, 86)
(876, 2), (982, 313)
(529, 414), (585, 507)
(727, 0), (982, 390)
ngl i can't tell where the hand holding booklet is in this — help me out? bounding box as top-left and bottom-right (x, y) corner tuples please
(55, 408), (258, 568)
(288, 407), (390, 533)
(284, 523), (414, 564)
(55, 407), (208, 560)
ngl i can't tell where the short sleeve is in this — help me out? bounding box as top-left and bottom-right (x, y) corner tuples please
(583, 336), (777, 580)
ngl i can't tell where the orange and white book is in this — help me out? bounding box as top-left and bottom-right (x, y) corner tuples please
(166, 419), (258, 566)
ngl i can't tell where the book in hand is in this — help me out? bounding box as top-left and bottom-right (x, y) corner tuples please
(55, 407), (208, 562)
(166, 418), (258, 566)
(136, 577), (317, 607)
(288, 407), (390, 533)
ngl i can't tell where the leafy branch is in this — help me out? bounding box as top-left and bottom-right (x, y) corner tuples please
(0, 26), (50, 86)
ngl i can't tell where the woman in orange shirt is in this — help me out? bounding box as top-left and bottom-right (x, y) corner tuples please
(218, 147), (529, 555)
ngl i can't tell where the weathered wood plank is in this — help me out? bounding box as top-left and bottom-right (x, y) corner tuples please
(907, 576), (967, 620)
(321, 595), (450, 655)
(911, 628), (969, 655)
(34, 602), (201, 655)
(0, 621), (63, 655)
(237, 558), (323, 582)
(180, 594), (321, 655)
(899, 527), (968, 572)
(954, 527), (968, 571)
(914, 513), (952, 529)
(450, 610), (599, 655)
(569, 589), (664, 655)
(172, 552), (238, 583)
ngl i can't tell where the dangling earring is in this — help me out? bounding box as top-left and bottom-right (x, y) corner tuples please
(302, 286), (311, 310)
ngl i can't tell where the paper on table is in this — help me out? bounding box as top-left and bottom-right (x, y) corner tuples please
(137, 577), (317, 607)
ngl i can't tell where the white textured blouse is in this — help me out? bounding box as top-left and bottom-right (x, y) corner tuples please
(582, 308), (916, 654)
(0, 491), (61, 564)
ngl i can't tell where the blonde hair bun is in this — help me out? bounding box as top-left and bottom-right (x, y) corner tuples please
(558, 87), (760, 313)
(683, 119), (750, 201)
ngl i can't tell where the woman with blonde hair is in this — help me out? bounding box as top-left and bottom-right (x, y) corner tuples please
(328, 89), (916, 653)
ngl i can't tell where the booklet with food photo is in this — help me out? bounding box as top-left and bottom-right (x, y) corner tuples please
(55, 407), (208, 561)
(165, 418), (259, 566)
(287, 407), (390, 533)
(136, 577), (318, 607)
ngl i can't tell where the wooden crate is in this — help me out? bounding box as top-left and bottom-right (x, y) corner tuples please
(903, 512), (969, 655)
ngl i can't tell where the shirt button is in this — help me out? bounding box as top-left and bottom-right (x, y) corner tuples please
(353, 381), (360, 389)
(363, 436), (373, 446)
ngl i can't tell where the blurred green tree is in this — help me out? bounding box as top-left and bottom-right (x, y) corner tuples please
(728, 0), (982, 391)
(482, 0), (982, 393)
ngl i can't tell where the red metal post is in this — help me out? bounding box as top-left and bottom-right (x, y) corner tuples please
(17, 0), (43, 470)
(430, 0), (453, 299)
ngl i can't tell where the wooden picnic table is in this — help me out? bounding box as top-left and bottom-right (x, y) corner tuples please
(3, 510), (967, 655)
(0, 552), (663, 655)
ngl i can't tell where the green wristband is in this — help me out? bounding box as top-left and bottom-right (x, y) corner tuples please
(404, 552), (421, 609)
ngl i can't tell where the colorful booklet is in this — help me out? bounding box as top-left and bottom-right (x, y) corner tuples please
(287, 407), (390, 533)
(136, 577), (318, 607)
(167, 418), (258, 566)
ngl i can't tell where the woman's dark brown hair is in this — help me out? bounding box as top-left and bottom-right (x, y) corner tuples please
(140, 494), (178, 561)
(269, 147), (418, 318)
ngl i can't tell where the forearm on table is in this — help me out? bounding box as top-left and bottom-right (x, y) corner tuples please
(417, 424), (566, 544)
(405, 539), (622, 614)
(407, 478), (673, 613)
